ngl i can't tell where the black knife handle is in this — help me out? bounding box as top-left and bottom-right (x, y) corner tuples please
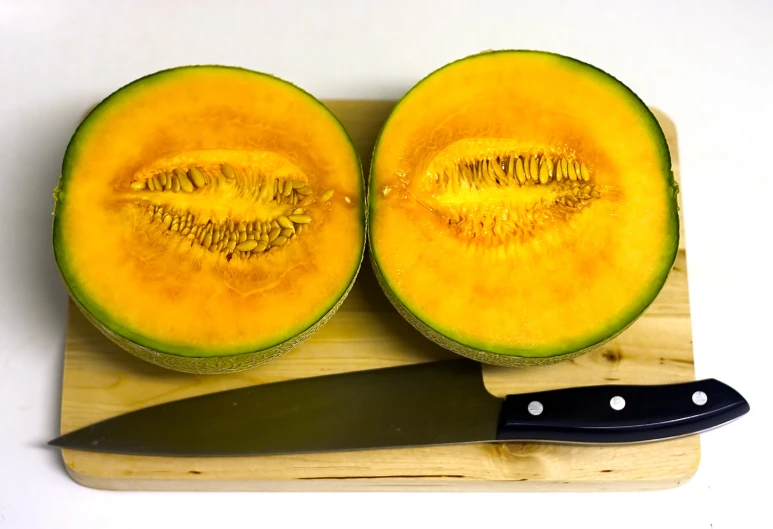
(496, 379), (749, 444)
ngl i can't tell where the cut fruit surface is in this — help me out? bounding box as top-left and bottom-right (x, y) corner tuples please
(54, 66), (365, 373)
(369, 50), (679, 366)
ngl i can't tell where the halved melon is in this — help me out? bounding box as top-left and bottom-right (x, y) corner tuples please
(54, 66), (365, 374)
(369, 50), (679, 366)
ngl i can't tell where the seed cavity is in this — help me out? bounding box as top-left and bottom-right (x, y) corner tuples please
(416, 142), (603, 245)
(128, 150), (318, 261)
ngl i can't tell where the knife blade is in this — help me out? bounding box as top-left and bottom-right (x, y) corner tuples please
(48, 359), (749, 457)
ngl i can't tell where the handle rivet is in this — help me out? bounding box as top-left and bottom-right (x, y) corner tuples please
(527, 401), (543, 416)
(610, 396), (626, 411)
(692, 391), (708, 406)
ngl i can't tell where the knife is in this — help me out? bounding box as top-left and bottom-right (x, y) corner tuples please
(49, 359), (749, 457)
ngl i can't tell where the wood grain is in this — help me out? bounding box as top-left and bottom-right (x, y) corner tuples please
(58, 100), (698, 491)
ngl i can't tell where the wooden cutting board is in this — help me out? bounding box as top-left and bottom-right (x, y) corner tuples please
(57, 100), (698, 491)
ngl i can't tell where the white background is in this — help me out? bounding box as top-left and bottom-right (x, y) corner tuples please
(1, 1), (771, 528)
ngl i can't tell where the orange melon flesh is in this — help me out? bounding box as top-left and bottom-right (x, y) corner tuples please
(54, 66), (365, 372)
(369, 51), (679, 363)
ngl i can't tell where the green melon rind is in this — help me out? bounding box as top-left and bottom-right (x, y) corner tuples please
(53, 65), (366, 372)
(368, 49), (680, 366)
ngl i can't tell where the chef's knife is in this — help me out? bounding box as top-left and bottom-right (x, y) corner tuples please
(49, 359), (749, 457)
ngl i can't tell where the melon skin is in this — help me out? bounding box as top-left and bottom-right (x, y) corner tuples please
(368, 50), (680, 366)
(53, 66), (366, 374)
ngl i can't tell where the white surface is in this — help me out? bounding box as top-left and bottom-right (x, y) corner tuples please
(0, 0), (771, 527)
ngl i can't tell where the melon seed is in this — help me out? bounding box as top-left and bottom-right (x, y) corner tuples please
(297, 186), (313, 196)
(292, 180), (306, 189)
(288, 214), (311, 224)
(268, 227), (281, 242)
(277, 215), (293, 229)
(529, 156), (539, 180)
(568, 161), (578, 181)
(505, 156), (515, 179)
(283, 180), (293, 196)
(321, 188), (334, 201)
(130, 181), (146, 190)
(203, 233), (213, 248)
(272, 236), (288, 246)
(280, 227), (294, 238)
(552, 161), (562, 182)
(221, 163), (235, 179)
(177, 171), (194, 192)
(162, 214), (172, 230)
(159, 172), (168, 186)
(591, 190), (601, 198)
(539, 162), (550, 185)
(260, 233), (269, 243)
(171, 175), (180, 192)
(580, 163), (590, 181)
(293, 208), (304, 215)
(296, 224), (305, 235)
(239, 232), (247, 243)
(189, 167), (206, 187)
(151, 175), (161, 191)
(491, 159), (507, 182)
(236, 239), (258, 252)
(253, 240), (269, 252)
(227, 240), (237, 252)
(515, 157), (526, 184)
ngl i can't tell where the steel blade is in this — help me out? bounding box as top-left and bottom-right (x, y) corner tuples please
(49, 359), (503, 457)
